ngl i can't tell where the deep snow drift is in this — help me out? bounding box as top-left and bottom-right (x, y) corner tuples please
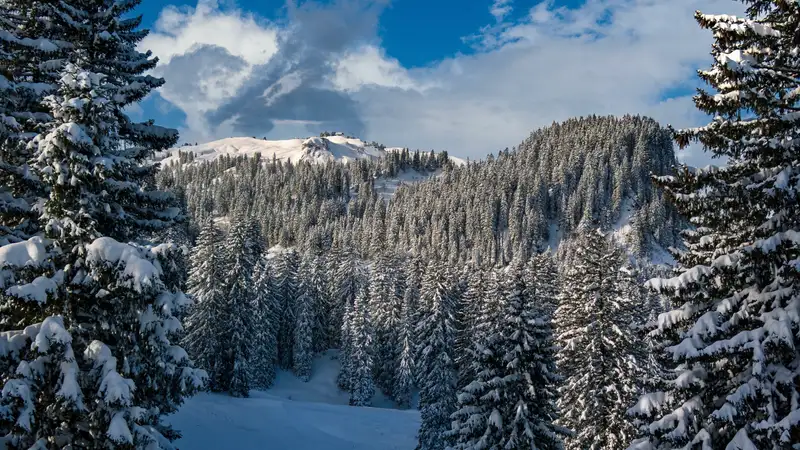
(166, 350), (420, 449)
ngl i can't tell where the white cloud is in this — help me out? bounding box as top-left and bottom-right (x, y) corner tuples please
(141, 0), (280, 142)
(490, 0), (513, 22)
(330, 45), (429, 92)
(142, 0), (278, 67)
(142, 0), (746, 167)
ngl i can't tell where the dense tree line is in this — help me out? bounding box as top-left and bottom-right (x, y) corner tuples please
(156, 115), (682, 267)
(182, 216), (658, 449)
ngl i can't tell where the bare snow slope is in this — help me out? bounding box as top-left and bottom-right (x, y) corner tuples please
(168, 393), (419, 449)
(167, 350), (420, 449)
(158, 135), (386, 166)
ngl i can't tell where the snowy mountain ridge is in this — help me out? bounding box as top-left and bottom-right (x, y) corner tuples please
(157, 135), (393, 167)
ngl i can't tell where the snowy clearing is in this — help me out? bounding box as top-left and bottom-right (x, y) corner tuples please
(167, 350), (420, 449)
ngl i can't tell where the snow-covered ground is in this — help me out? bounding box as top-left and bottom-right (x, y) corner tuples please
(167, 350), (420, 449)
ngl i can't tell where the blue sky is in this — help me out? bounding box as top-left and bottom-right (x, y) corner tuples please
(132, 0), (743, 166)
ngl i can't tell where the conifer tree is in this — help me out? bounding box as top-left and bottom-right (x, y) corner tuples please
(449, 269), (505, 449)
(220, 216), (261, 397)
(630, 1), (800, 448)
(0, 1), (204, 446)
(393, 260), (418, 409)
(454, 266), (487, 390)
(337, 296), (356, 391)
(371, 251), (402, 397)
(415, 259), (457, 450)
(526, 250), (559, 317)
(274, 249), (300, 369)
(501, 259), (566, 449)
(183, 220), (226, 390)
(555, 229), (644, 449)
(293, 288), (315, 382)
(0, 0), (64, 245)
(394, 323), (415, 409)
(250, 255), (278, 389)
(335, 250), (363, 389)
(349, 286), (375, 407)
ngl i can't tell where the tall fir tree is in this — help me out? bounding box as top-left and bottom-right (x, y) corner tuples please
(219, 215), (261, 397)
(370, 251), (403, 398)
(630, 1), (800, 448)
(0, 1), (205, 447)
(555, 229), (644, 450)
(293, 287), (315, 382)
(448, 268), (506, 449)
(337, 294), (356, 391)
(273, 249), (300, 369)
(394, 320), (416, 409)
(183, 219), (226, 390)
(449, 260), (566, 449)
(335, 250), (363, 390)
(500, 259), (566, 449)
(0, 0), (65, 245)
(348, 286), (375, 407)
(454, 266), (487, 391)
(250, 254), (278, 389)
(415, 259), (457, 450)
(394, 260), (417, 409)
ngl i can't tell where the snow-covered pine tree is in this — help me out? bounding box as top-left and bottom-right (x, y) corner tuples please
(454, 266), (487, 390)
(415, 258), (457, 450)
(324, 244), (346, 347)
(220, 215), (261, 397)
(273, 249), (300, 369)
(393, 257), (418, 409)
(304, 252), (330, 352)
(1, 1), (205, 446)
(500, 258), (566, 449)
(527, 250), (559, 317)
(555, 228), (644, 449)
(293, 287), (315, 382)
(448, 268), (505, 449)
(349, 286), (375, 407)
(250, 254), (278, 389)
(183, 219), (227, 390)
(394, 321), (415, 409)
(335, 250), (363, 390)
(0, 0), (65, 245)
(337, 295), (356, 391)
(629, 2), (800, 448)
(371, 250), (403, 397)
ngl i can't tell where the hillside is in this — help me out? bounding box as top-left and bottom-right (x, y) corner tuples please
(155, 115), (682, 262)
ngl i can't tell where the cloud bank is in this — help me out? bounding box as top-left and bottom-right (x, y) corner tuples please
(141, 0), (744, 166)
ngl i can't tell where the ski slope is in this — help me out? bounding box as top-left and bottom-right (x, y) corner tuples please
(166, 351), (420, 449)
